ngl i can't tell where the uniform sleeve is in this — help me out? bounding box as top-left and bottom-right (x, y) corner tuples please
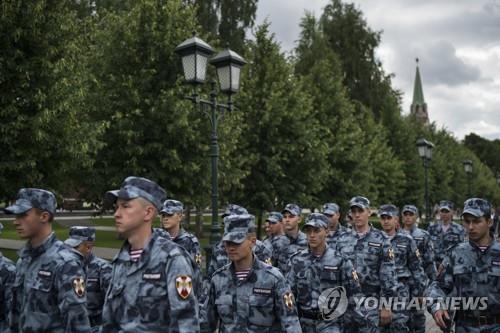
(0, 262), (16, 329)
(426, 254), (453, 314)
(205, 278), (219, 332)
(285, 258), (298, 299)
(56, 260), (92, 333)
(422, 235), (437, 281)
(407, 238), (427, 296)
(379, 239), (398, 299)
(341, 258), (368, 326)
(273, 273), (302, 333)
(99, 263), (119, 333)
(166, 253), (200, 332)
(100, 262), (113, 296)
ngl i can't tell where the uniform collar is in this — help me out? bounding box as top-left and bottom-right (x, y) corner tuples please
(230, 254), (259, 283)
(20, 232), (57, 258)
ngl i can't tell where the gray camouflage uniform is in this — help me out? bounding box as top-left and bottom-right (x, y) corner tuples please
(287, 214), (364, 332)
(206, 214), (302, 332)
(400, 204), (437, 333)
(101, 176), (200, 332)
(336, 227), (398, 331)
(383, 230), (427, 333)
(4, 188), (91, 333)
(0, 224), (16, 332)
(428, 201), (465, 265)
(427, 198), (500, 333)
(64, 226), (113, 330)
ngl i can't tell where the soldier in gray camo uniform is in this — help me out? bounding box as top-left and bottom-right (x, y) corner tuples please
(205, 214), (302, 332)
(0, 222), (16, 332)
(322, 202), (353, 249)
(160, 199), (202, 266)
(5, 188), (92, 332)
(287, 213), (364, 332)
(400, 204), (436, 333)
(427, 200), (465, 267)
(206, 204), (272, 278)
(335, 196), (398, 333)
(64, 226), (112, 331)
(427, 198), (500, 333)
(379, 204), (427, 333)
(100, 176), (200, 332)
(262, 212), (289, 267)
(275, 203), (308, 275)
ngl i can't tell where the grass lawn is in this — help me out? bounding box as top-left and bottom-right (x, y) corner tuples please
(1, 248), (18, 262)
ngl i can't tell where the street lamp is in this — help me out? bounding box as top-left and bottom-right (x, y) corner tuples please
(416, 138), (434, 223)
(463, 160), (473, 196)
(175, 34), (246, 252)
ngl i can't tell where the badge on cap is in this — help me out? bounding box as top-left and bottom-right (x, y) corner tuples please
(73, 277), (86, 297)
(283, 291), (295, 310)
(175, 275), (192, 299)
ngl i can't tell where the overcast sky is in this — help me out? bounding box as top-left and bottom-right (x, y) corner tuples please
(255, 0), (500, 140)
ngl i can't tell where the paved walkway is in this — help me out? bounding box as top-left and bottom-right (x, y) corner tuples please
(0, 238), (118, 260)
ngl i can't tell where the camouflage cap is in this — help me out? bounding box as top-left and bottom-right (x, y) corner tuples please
(4, 188), (56, 215)
(222, 214), (256, 244)
(105, 176), (166, 211)
(265, 211), (283, 224)
(378, 204), (399, 217)
(349, 196), (370, 210)
(303, 213), (329, 229)
(64, 226), (96, 247)
(462, 198), (491, 218)
(322, 202), (340, 215)
(221, 204), (248, 218)
(282, 203), (301, 216)
(439, 200), (455, 211)
(160, 199), (184, 215)
(402, 204), (418, 215)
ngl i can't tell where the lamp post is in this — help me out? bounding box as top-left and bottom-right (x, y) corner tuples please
(175, 34), (246, 251)
(463, 160), (473, 196)
(416, 138), (434, 223)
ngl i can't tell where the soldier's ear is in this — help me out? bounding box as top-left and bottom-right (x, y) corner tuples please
(39, 211), (51, 224)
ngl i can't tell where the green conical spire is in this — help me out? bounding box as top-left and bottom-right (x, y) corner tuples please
(412, 58), (425, 104)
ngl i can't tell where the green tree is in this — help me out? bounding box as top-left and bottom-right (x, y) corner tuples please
(0, 0), (102, 200)
(235, 23), (330, 218)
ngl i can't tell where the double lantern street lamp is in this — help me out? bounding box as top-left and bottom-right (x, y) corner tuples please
(416, 138), (434, 223)
(463, 159), (473, 197)
(174, 34), (246, 250)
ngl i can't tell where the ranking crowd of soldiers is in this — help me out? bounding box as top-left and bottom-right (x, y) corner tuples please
(0, 176), (499, 332)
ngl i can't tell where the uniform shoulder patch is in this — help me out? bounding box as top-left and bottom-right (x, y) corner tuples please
(175, 275), (192, 299)
(73, 277), (86, 297)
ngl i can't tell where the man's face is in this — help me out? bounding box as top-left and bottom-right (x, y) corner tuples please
(440, 208), (453, 222)
(402, 211), (417, 227)
(161, 212), (183, 230)
(305, 226), (327, 250)
(380, 215), (397, 233)
(114, 198), (149, 238)
(283, 212), (300, 232)
(325, 212), (340, 230)
(75, 242), (93, 257)
(224, 236), (255, 262)
(350, 206), (370, 228)
(462, 214), (492, 242)
(13, 208), (45, 239)
(266, 221), (283, 236)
